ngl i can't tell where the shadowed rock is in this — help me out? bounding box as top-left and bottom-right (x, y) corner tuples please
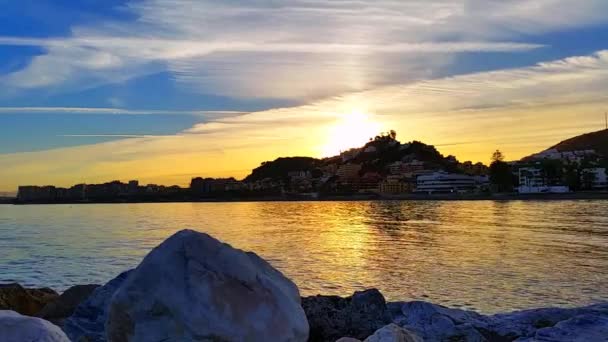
(0, 283), (58, 316)
(518, 314), (608, 341)
(0, 310), (70, 342)
(38, 284), (100, 326)
(388, 301), (608, 342)
(63, 271), (132, 342)
(302, 289), (391, 341)
(106, 229), (309, 341)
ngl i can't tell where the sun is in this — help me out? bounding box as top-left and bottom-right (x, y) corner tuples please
(321, 110), (382, 157)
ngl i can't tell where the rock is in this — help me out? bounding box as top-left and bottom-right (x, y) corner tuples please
(518, 314), (608, 341)
(364, 324), (421, 342)
(38, 284), (100, 325)
(336, 338), (363, 342)
(106, 229), (309, 342)
(0, 283), (59, 316)
(389, 301), (608, 342)
(388, 301), (488, 341)
(302, 289), (392, 341)
(487, 302), (608, 340)
(63, 271), (132, 342)
(0, 310), (70, 342)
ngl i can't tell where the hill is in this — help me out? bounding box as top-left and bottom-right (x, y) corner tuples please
(244, 157), (321, 182)
(243, 133), (478, 183)
(549, 129), (608, 156)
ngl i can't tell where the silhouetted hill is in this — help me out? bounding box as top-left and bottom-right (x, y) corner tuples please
(244, 157), (321, 182)
(549, 129), (608, 156)
(244, 136), (469, 183)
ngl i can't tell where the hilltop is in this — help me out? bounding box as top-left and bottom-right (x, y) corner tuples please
(244, 132), (486, 183)
(549, 129), (608, 156)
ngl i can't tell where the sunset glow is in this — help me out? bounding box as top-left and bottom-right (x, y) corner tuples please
(0, 1), (607, 192)
(322, 110), (383, 157)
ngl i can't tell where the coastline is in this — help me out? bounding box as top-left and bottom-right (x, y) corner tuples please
(7, 191), (608, 205)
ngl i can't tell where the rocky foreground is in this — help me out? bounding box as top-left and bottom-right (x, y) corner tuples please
(1, 230), (607, 341)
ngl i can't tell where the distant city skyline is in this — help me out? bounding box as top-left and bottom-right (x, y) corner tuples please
(1, 1), (608, 191)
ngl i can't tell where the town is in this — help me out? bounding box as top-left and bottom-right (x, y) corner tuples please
(13, 129), (608, 204)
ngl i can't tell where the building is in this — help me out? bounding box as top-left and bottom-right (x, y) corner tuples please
(340, 148), (361, 162)
(17, 186), (56, 202)
(517, 167), (569, 193)
(356, 172), (382, 193)
(128, 180), (139, 194)
(582, 168), (608, 190)
(380, 176), (414, 194)
(337, 163), (362, 181)
(528, 148), (596, 163)
(388, 160), (426, 177)
(415, 172), (479, 194)
(518, 167), (544, 188)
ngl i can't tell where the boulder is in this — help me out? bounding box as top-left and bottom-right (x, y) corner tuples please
(389, 301), (608, 341)
(0, 310), (70, 342)
(388, 301), (489, 341)
(336, 338), (363, 342)
(38, 284), (100, 325)
(364, 324), (421, 342)
(518, 314), (608, 341)
(63, 271), (132, 342)
(302, 289), (391, 341)
(106, 229), (309, 342)
(486, 302), (608, 340)
(0, 283), (59, 316)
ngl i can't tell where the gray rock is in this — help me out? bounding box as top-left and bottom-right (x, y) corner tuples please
(363, 324), (421, 342)
(63, 270), (132, 342)
(38, 284), (100, 325)
(106, 229), (309, 342)
(336, 338), (363, 342)
(0, 310), (70, 342)
(389, 301), (488, 341)
(487, 302), (608, 340)
(0, 283), (59, 316)
(518, 314), (608, 341)
(389, 301), (608, 342)
(303, 289), (392, 341)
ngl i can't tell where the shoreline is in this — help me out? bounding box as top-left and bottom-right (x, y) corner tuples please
(6, 191), (608, 205)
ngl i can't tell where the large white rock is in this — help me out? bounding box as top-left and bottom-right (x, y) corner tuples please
(106, 229), (309, 342)
(0, 310), (70, 342)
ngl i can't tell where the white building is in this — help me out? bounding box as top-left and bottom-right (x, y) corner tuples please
(415, 172), (480, 194)
(528, 148), (596, 163)
(582, 168), (607, 190)
(517, 167), (569, 194)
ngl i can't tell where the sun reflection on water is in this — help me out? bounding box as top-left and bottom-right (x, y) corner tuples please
(1, 200), (607, 313)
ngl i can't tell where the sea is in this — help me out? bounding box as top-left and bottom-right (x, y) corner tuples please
(1, 200), (607, 314)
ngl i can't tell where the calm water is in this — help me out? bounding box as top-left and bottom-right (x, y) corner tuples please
(1, 200), (607, 313)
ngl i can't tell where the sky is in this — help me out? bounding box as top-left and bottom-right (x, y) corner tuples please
(1, 0), (608, 192)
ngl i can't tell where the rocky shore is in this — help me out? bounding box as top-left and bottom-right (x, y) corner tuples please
(1, 230), (607, 341)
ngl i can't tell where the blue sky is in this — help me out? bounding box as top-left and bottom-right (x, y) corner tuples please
(1, 0), (608, 190)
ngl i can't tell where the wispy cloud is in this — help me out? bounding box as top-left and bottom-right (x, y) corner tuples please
(2, 50), (608, 190)
(4, 0), (607, 99)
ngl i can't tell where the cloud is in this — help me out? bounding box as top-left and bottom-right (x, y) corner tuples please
(1, 50), (608, 191)
(5, 0), (608, 99)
